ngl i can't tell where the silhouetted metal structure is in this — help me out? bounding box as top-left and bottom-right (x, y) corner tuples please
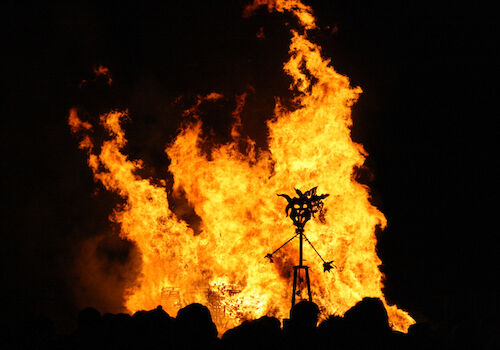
(266, 187), (335, 311)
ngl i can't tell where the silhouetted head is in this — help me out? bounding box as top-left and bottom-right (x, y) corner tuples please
(102, 312), (132, 330)
(176, 303), (218, 341)
(149, 305), (171, 320)
(221, 316), (284, 349)
(343, 297), (390, 333)
(290, 300), (320, 329)
(77, 307), (101, 330)
(408, 322), (431, 338)
(317, 315), (350, 349)
(132, 305), (173, 329)
(253, 315), (281, 331)
(318, 314), (345, 331)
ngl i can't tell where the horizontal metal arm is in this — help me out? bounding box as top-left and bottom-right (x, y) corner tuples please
(270, 232), (299, 255)
(303, 233), (326, 263)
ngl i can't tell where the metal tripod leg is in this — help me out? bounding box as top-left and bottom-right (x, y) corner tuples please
(291, 266), (298, 310)
(291, 265), (312, 314)
(305, 266), (312, 301)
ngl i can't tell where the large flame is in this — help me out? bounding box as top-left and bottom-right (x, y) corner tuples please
(69, 0), (414, 333)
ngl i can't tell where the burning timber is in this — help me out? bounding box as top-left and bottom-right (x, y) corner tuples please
(161, 285), (242, 329)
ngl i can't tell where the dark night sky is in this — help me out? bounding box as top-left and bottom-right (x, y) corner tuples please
(2, 0), (497, 335)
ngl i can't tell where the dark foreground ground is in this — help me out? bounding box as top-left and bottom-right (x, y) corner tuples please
(2, 297), (497, 350)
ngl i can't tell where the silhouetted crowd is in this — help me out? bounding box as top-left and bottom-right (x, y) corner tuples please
(3, 298), (495, 349)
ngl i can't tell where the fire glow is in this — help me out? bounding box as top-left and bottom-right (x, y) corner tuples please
(69, 0), (414, 333)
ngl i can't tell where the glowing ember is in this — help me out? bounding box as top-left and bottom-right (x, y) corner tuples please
(69, 0), (414, 333)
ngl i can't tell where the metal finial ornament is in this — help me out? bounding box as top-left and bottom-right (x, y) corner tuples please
(265, 187), (335, 311)
(278, 187), (329, 227)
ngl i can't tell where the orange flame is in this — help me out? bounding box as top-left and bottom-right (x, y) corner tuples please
(93, 65), (112, 85)
(69, 0), (414, 333)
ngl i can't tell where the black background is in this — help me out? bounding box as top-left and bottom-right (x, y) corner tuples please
(2, 0), (497, 335)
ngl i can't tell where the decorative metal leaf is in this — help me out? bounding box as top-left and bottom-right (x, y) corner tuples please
(323, 261), (335, 272)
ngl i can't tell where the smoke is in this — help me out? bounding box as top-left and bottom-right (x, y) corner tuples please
(73, 233), (142, 314)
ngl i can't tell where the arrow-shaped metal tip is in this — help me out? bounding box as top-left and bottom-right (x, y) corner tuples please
(323, 260), (335, 272)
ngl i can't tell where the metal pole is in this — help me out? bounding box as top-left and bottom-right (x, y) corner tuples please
(292, 266), (298, 310)
(298, 227), (303, 267)
(305, 267), (312, 301)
